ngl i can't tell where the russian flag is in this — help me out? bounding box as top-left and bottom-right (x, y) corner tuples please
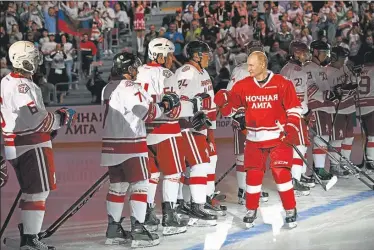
(57, 10), (93, 36)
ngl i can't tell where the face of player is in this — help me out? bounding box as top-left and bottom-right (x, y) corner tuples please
(317, 50), (329, 63)
(294, 50), (309, 64)
(164, 52), (174, 69)
(200, 52), (210, 69)
(247, 54), (265, 78)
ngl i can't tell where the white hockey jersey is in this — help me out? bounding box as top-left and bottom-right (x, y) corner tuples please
(136, 63), (195, 145)
(326, 64), (357, 115)
(358, 65), (374, 116)
(304, 61), (336, 114)
(101, 79), (121, 105)
(226, 63), (250, 90)
(280, 62), (309, 115)
(101, 79), (163, 167)
(0, 73), (61, 160)
(175, 63), (216, 134)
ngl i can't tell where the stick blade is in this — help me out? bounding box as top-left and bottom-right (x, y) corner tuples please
(325, 176), (338, 191)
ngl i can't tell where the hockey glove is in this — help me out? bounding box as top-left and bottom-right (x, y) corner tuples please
(304, 109), (316, 128)
(0, 156), (8, 188)
(334, 83), (358, 97)
(50, 130), (58, 140)
(324, 90), (341, 104)
(214, 89), (234, 116)
(232, 108), (246, 131)
(279, 121), (301, 146)
(192, 111), (212, 131)
(55, 108), (78, 127)
(190, 93), (212, 113)
(159, 92), (180, 113)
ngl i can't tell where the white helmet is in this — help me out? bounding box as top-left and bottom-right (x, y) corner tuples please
(8, 41), (42, 74)
(148, 38), (175, 61)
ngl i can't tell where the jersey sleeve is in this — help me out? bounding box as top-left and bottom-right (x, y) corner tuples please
(175, 66), (199, 118)
(228, 79), (247, 114)
(12, 83), (60, 133)
(281, 78), (303, 120)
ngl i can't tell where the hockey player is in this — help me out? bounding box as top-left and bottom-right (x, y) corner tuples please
(280, 40), (313, 195)
(357, 51), (374, 172)
(174, 41), (221, 225)
(215, 51), (300, 228)
(228, 40), (270, 205)
(0, 41), (77, 249)
(0, 156), (8, 188)
(100, 52), (181, 247)
(136, 38), (208, 234)
(326, 46), (357, 177)
(303, 40), (335, 181)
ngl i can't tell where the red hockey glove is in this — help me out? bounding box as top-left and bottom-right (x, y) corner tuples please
(0, 156), (8, 188)
(190, 93), (211, 113)
(278, 121), (301, 146)
(214, 89), (233, 116)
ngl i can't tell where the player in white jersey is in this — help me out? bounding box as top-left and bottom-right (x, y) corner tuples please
(173, 41), (224, 225)
(0, 41), (77, 250)
(303, 40), (336, 182)
(357, 52), (374, 172)
(326, 46), (357, 177)
(136, 38), (209, 234)
(100, 52), (180, 247)
(227, 40), (269, 205)
(280, 40), (313, 195)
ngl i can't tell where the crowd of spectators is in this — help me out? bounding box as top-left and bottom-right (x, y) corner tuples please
(1, 1), (374, 104)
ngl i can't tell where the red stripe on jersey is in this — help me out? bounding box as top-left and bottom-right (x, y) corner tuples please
(356, 98), (374, 108)
(103, 137), (146, 141)
(189, 176), (207, 185)
(146, 122), (181, 135)
(130, 193), (147, 202)
(312, 148), (326, 154)
(292, 158), (303, 167)
(4, 133), (51, 147)
(19, 201), (46, 211)
(102, 141), (148, 154)
(106, 193), (125, 203)
(367, 142), (374, 148)
(341, 144), (352, 150)
(206, 108), (217, 121)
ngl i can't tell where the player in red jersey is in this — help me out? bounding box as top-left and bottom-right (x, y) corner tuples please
(214, 51), (301, 228)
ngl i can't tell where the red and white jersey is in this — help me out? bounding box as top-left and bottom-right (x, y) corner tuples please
(175, 63), (216, 133)
(304, 61), (336, 114)
(101, 79), (163, 167)
(0, 73), (61, 160)
(227, 63), (250, 90)
(136, 63), (195, 145)
(326, 64), (356, 115)
(101, 79), (121, 105)
(358, 65), (374, 115)
(229, 71), (302, 148)
(280, 62), (309, 115)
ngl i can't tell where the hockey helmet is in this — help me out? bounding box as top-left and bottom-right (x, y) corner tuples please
(310, 40), (331, 66)
(364, 50), (374, 65)
(245, 40), (265, 55)
(184, 40), (211, 60)
(148, 38), (174, 62)
(111, 52), (142, 77)
(9, 41), (43, 75)
(289, 40), (310, 66)
(331, 46), (350, 63)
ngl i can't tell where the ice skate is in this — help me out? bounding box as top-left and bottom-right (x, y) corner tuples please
(130, 217), (160, 248)
(176, 199), (191, 223)
(205, 195), (227, 216)
(285, 208), (297, 229)
(243, 209), (257, 229)
(212, 190), (226, 201)
(161, 202), (188, 236)
(260, 191), (269, 202)
(105, 215), (131, 245)
(144, 203), (160, 232)
(293, 178), (310, 196)
(19, 224), (55, 250)
(315, 168), (334, 181)
(359, 161), (374, 174)
(300, 173), (316, 188)
(237, 188), (245, 205)
(188, 202), (217, 227)
(330, 164), (350, 178)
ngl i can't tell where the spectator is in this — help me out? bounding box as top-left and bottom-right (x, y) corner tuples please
(347, 23), (363, 57)
(91, 10), (103, 60)
(214, 1), (230, 27)
(41, 33), (57, 76)
(338, 9), (359, 39)
(183, 4), (195, 24)
(101, 1), (115, 55)
(48, 43), (68, 103)
(158, 27), (166, 38)
(114, 3), (130, 31)
(308, 13), (322, 40)
(219, 19), (236, 49)
(253, 19), (273, 47)
(39, 30), (50, 48)
(5, 5), (18, 34)
(80, 33), (97, 77)
(30, 22), (42, 43)
(201, 16), (220, 49)
(132, 1), (146, 54)
(275, 21), (294, 53)
(144, 25), (158, 62)
(214, 46), (231, 75)
(267, 4), (282, 32)
(0, 26), (9, 58)
(300, 27), (313, 46)
(185, 20), (202, 43)
(287, 1), (303, 22)
(268, 41), (287, 73)
(175, 10), (187, 35)
(0, 57), (11, 79)
(29, 3), (44, 30)
(61, 34), (76, 88)
(43, 6), (57, 34)
(8, 24), (22, 45)
(164, 23), (185, 62)
(236, 16), (253, 48)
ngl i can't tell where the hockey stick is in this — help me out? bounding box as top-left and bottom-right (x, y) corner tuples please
(0, 190), (22, 239)
(215, 163), (236, 186)
(310, 128), (374, 190)
(3, 171), (109, 246)
(275, 121), (337, 191)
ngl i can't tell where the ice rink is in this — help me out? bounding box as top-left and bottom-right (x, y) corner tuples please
(1, 138), (374, 250)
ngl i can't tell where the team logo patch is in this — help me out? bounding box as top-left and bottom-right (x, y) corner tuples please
(182, 66), (190, 72)
(18, 84), (30, 94)
(163, 70), (172, 78)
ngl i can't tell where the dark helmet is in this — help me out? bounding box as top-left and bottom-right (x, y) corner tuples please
(184, 40), (211, 60)
(289, 40), (310, 66)
(111, 52), (142, 77)
(331, 46), (350, 63)
(310, 40), (331, 66)
(364, 50), (374, 65)
(245, 40), (265, 55)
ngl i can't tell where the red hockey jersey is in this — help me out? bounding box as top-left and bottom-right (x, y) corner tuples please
(227, 72), (302, 148)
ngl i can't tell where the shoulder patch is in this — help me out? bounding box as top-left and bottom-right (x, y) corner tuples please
(18, 83), (30, 94)
(182, 66), (190, 72)
(163, 70), (172, 78)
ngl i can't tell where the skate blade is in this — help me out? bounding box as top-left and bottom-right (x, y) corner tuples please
(286, 221), (297, 229)
(245, 222), (255, 229)
(188, 218), (217, 227)
(260, 197), (269, 202)
(217, 210), (227, 216)
(131, 238), (160, 248)
(295, 190), (310, 197)
(143, 225), (158, 232)
(162, 226), (187, 236)
(302, 182), (316, 188)
(105, 237), (129, 245)
(325, 176), (338, 191)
